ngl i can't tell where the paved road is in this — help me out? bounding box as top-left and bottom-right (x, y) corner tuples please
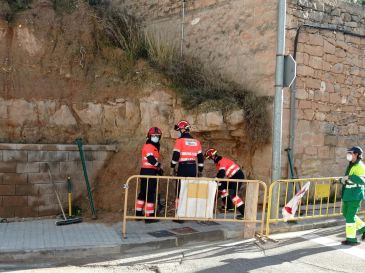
(3, 226), (365, 273)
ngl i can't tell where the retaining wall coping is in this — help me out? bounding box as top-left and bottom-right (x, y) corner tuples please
(0, 144), (118, 152)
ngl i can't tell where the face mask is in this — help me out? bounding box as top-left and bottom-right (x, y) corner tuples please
(176, 131), (182, 138)
(151, 136), (159, 143)
(346, 153), (353, 161)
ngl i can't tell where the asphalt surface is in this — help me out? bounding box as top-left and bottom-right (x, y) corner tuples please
(3, 226), (365, 273)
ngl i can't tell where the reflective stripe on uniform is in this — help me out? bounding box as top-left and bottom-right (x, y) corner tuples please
(220, 189), (228, 198)
(232, 195), (243, 207)
(346, 223), (357, 239)
(144, 203), (155, 216)
(355, 215), (365, 231)
(135, 199), (145, 211)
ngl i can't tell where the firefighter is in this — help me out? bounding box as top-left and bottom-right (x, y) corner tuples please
(135, 127), (164, 224)
(337, 146), (365, 245)
(171, 120), (204, 222)
(205, 148), (245, 220)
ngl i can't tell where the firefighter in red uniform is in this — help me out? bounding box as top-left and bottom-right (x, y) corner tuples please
(171, 120), (204, 222)
(135, 127), (163, 224)
(205, 148), (245, 219)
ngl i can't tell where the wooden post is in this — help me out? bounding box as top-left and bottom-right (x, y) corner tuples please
(243, 182), (259, 239)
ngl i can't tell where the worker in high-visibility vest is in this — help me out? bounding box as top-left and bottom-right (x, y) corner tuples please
(135, 127), (163, 224)
(337, 146), (365, 245)
(204, 148), (245, 219)
(171, 120), (204, 223)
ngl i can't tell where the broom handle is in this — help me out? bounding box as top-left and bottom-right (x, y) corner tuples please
(47, 164), (67, 220)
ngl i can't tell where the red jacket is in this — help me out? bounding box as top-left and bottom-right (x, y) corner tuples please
(215, 157), (240, 178)
(141, 143), (160, 169)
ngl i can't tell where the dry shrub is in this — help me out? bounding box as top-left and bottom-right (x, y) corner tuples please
(90, 5), (272, 146)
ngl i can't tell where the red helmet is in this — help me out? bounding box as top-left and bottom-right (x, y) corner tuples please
(174, 120), (190, 131)
(147, 127), (162, 138)
(205, 148), (217, 159)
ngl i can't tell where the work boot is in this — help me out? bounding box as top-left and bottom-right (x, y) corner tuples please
(236, 214), (244, 220)
(237, 204), (245, 217)
(341, 240), (360, 246)
(135, 210), (143, 221)
(221, 197), (234, 211)
(361, 233), (365, 241)
(145, 218), (159, 224)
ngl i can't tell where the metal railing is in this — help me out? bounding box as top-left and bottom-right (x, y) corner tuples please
(266, 177), (365, 236)
(122, 175), (267, 239)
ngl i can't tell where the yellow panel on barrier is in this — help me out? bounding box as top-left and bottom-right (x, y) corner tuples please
(315, 184), (330, 199)
(187, 183), (209, 199)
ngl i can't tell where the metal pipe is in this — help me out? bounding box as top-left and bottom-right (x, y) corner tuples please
(180, 0), (186, 57)
(270, 0), (287, 217)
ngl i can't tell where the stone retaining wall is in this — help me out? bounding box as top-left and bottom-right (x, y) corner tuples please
(0, 144), (117, 218)
(285, 0), (365, 177)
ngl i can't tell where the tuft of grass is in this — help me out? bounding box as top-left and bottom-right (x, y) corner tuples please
(52, 0), (78, 14)
(97, 7), (148, 60)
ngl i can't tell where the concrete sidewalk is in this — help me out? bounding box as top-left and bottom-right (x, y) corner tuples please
(0, 215), (345, 263)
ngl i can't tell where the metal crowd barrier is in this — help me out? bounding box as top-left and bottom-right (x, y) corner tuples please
(122, 175), (267, 239)
(266, 177), (365, 237)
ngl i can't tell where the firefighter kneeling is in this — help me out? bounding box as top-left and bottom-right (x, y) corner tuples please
(205, 148), (245, 220)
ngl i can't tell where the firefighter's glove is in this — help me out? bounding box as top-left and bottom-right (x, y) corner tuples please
(345, 179), (355, 186)
(339, 176), (349, 185)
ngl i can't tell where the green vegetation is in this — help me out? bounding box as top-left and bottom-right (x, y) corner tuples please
(344, 0), (365, 5)
(94, 5), (272, 146)
(52, 0), (78, 14)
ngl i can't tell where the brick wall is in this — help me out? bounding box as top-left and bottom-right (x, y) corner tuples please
(0, 144), (117, 218)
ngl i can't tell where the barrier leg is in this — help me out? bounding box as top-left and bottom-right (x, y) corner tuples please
(243, 183), (259, 239)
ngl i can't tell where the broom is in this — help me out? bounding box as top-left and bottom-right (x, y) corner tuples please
(46, 163), (83, 226)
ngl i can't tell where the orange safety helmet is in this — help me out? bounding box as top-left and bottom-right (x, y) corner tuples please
(147, 127), (162, 138)
(204, 148), (218, 159)
(174, 120), (190, 131)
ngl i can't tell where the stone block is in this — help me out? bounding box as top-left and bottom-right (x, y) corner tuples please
(323, 40), (335, 54)
(7, 99), (37, 126)
(28, 173), (50, 184)
(305, 78), (321, 89)
(39, 162), (60, 174)
(324, 135), (338, 146)
(226, 109), (244, 127)
(206, 111), (224, 128)
(73, 103), (102, 126)
(2, 196), (28, 207)
(2, 173), (28, 185)
(299, 100), (312, 109)
(317, 146), (330, 159)
(308, 56), (322, 70)
(0, 184), (15, 195)
(15, 184), (35, 195)
(332, 63), (344, 74)
(68, 151), (81, 161)
(16, 162), (40, 173)
(2, 150), (27, 162)
(50, 105), (77, 126)
(304, 44), (323, 57)
(59, 161), (82, 175)
(0, 207), (15, 218)
(14, 207), (38, 217)
(0, 162), (17, 173)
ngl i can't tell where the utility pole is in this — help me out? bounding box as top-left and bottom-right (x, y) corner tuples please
(270, 0), (286, 217)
